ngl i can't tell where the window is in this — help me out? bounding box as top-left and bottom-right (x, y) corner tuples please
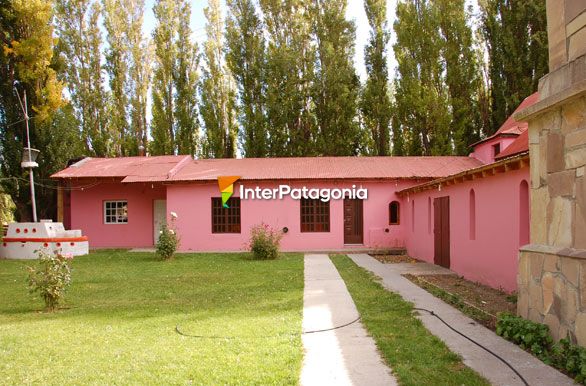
(300, 199), (330, 232)
(104, 201), (128, 224)
(493, 143), (501, 157)
(389, 201), (400, 225)
(411, 199), (415, 232)
(212, 197), (241, 233)
(427, 197), (431, 234)
(519, 180), (529, 245)
(469, 189), (476, 240)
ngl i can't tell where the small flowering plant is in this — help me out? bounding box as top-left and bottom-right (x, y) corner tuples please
(156, 216), (180, 260)
(27, 250), (73, 311)
(247, 223), (283, 260)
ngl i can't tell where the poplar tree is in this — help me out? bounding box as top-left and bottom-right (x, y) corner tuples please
(260, 0), (316, 156)
(55, 0), (111, 156)
(312, 0), (363, 156)
(174, 0), (199, 156)
(361, 0), (392, 156)
(200, 0), (237, 158)
(226, 0), (267, 158)
(103, 0), (129, 155)
(480, 0), (548, 134)
(393, 0), (451, 155)
(437, 0), (480, 155)
(150, 0), (177, 155)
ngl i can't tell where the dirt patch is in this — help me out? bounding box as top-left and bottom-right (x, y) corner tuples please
(404, 274), (517, 330)
(371, 254), (420, 264)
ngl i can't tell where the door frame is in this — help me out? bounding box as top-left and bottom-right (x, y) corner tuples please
(343, 198), (364, 245)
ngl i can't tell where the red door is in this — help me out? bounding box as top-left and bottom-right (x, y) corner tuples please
(344, 198), (363, 244)
(434, 196), (450, 268)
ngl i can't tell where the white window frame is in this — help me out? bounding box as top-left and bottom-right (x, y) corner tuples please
(104, 200), (128, 224)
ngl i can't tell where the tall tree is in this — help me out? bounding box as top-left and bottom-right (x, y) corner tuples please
(1, 0), (83, 221)
(150, 0), (178, 155)
(55, 0), (111, 156)
(103, 0), (129, 155)
(260, 0), (316, 156)
(361, 0), (392, 156)
(393, 0), (451, 155)
(312, 0), (363, 156)
(200, 0), (237, 158)
(226, 0), (266, 158)
(128, 0), (151, 155)
(480, 0), (548, 134)
(173, 0), (199, 156)
(437, 0), (480, 155)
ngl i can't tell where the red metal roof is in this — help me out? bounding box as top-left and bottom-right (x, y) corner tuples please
(51, 155), (483, 182)
(168, 156), (483, 181)
(51, 155), (191, 180)
(471, 92), (539, 147)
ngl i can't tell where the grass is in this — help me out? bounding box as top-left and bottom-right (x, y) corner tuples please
(0, 250), (304, 385)
(330, 254), (490, 386)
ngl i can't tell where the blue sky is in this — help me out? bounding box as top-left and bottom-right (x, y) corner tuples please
(142, 0), (399, 82)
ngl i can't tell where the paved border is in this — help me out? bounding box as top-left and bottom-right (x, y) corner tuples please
(348, 253), (574, 386)
(301, 254), (397, 386)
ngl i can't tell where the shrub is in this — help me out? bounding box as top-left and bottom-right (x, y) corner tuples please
(496, 312), (553, 359)
(551, 338), (586, 383)
(248, 223), (283, 260)
(156, 224), (179, 260)
(27, 250), (73, 311)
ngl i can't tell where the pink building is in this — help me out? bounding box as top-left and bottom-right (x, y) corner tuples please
(51, 94), (539, 293)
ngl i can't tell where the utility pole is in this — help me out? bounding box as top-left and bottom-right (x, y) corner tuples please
(14, 84), (38, 222)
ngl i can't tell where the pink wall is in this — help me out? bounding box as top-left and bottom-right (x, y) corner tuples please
(470, 137), (516, 164)
(167, 180), (415, 252)
(70, 182), (166, 248)
(403, 166), (530, 292)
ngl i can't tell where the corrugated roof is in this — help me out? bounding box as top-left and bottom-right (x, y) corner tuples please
(471, 92), (539, 147)
(51, 155), (483, 182)
(51, 155), (191, 180)
(168, 156), (484, 181)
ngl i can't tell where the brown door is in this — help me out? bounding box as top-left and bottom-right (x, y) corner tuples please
(344, 198), (363, 244)
(434, 196), (450, 268)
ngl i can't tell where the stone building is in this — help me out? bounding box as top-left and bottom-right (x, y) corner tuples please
(516, 1), (586, 343)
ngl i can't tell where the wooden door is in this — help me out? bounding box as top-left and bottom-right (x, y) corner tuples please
(433, 196), (450, 268)
(153, 200), (167, 244)
(344, 198), (363, 244)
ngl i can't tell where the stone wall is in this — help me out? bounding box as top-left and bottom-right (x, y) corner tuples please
(516, 0), (586, 345)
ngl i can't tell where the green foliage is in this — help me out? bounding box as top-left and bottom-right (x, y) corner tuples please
(480, 0), (548, 134)
(226, 0), (267, 157)
(200, 0), (237, 159)
(551, 338), (586, 384)
(312, 0), (364, 156)
(248, 223), (282, 260)
(156, 224), (179, 260)
(27, 250), (73, 311)
(361, 0), (392, 156)
(260, 0), (316, 157)
(496, 312), (552, 359)
(497, 313), (586, 383)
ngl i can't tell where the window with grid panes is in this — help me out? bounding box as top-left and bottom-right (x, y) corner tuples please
(300, 198), (330, 232)
(104, 201), (128, 224)
(211, 197), (241, 233)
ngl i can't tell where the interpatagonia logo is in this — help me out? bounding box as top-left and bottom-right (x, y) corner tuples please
(217, 176), (241, 208)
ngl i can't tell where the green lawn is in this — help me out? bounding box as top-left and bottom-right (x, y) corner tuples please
(331, 254), (490, 386)
(0, 251), (304, 385)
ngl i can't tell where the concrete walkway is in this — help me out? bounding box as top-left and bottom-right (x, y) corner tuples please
(301, 254), (396, 386)
(348, 253), (574, 386)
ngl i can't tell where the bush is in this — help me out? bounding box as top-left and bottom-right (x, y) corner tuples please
(496, 312), (552, 359)
(156, 224), (179, 260)
(248, 223), (283, 260)
(27, 250), (73, 311)
(551, 338), (586, 384)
